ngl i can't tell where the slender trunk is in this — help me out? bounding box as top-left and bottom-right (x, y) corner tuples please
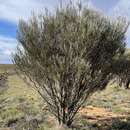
(57, 116), (73, 129)
(56, 122), (70, 130)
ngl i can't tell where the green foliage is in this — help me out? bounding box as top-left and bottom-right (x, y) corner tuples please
(0, 73), (8, 93)
(110, 119), (130, 130)
(13, 2), (130, 127)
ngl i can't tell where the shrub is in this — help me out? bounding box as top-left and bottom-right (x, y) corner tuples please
(13, 2), (130, 128)
(0, 73), (8, 94)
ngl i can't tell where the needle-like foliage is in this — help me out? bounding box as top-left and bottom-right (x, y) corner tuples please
(13, 4), (130, 127)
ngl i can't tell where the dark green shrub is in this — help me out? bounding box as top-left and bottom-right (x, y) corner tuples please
(111, 119), (130, 130)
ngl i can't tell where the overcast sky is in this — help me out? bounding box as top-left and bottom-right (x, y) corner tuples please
(0, 0), (130, 64)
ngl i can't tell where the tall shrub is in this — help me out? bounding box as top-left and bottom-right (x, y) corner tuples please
(13, 4), (130, 127)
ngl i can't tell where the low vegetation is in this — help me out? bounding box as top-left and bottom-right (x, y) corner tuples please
(0, 65), (130, 130)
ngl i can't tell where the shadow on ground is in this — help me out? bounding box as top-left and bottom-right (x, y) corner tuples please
(72, 117), (130, 130)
